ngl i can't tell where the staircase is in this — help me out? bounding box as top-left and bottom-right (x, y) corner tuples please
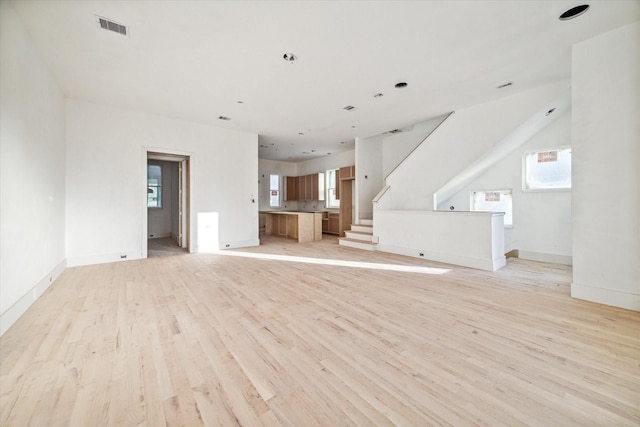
(338, 219), (378, 251)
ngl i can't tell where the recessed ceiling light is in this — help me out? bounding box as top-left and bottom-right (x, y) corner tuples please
(298, 132), (304, 136)
(218, 116), (231, 121)
(283, 53), (297, 62)
(394, 82), (408, 89)
(374, 93), (384, 98)
(559, 4), (589, 21)
(237, 100), (244, 104)
(497, 82), (513, 89)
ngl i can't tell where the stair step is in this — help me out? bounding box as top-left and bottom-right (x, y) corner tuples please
(359, 218), (373, 226)
(345, 230), (373, 242)
(350, 224), (373, 233)
(339, 238), (378, 251)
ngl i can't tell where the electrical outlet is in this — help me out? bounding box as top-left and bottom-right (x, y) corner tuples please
(225, 244), (230, 248)
(419, 252), (424, 257)
(120, 254), (127, 259)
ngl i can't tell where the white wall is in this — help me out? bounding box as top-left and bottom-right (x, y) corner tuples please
(378, 81), (570, 211)
(258, 158), (299, 212)
(382, 115), (447, 178)
(440, 110), (572, 264)
(297, 149), (355, 176)
(571, 22), (640, 311)
(0, 2), (67, 335)
(355, 135), (383, 221)
(66, 100), (259, 265)
(147, 160), (174, 238)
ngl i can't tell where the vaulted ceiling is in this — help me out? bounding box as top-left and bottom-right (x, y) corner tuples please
(11, 1), (640, 161)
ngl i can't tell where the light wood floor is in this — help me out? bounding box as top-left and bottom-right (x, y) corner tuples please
(1, 235), (639, 426)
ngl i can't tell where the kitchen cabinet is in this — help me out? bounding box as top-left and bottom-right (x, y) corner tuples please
(284, 176), (298, 201)
(339, 165), (355, 180)
(327, 212), (340, 235)
(264, 212), (322, 242)
(296, 173), (325, 201)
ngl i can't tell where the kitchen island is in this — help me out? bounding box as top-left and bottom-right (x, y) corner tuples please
(263, 212), (323, 243)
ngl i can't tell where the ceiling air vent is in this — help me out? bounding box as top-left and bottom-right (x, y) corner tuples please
(96, 16), (128, 36)
(343, 105), (357, 111)
(383, 125), (414, 135)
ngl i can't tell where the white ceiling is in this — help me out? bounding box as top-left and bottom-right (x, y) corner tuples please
(11, 1), (640, 162)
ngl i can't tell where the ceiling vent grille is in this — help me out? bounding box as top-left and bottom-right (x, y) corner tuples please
(96, 16), (127, 36)
(343, 105), (357, 111)
(383, 125), (414, 135)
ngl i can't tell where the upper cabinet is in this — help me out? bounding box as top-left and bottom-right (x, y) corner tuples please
(284, 173), (325, 201)
(339, 165), (355, 180)
(284, 176), (298, 201)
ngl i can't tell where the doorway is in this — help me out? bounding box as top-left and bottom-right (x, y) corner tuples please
(146, 152), (190, 257)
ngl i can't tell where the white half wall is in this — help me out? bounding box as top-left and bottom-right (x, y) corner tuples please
(66, 100), (259, 265)
(439, 110), (572, 264)
(374, 210), (506, 271)
(0, 2), (66, 335)
(571, 22), (640, 311)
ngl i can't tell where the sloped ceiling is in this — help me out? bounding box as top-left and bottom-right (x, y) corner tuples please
(10, 1), (640, 161)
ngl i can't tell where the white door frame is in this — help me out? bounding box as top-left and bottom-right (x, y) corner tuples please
(142, 147), (193, 258)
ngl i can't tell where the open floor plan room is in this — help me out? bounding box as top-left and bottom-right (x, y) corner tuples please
(1, 236), (638, 426)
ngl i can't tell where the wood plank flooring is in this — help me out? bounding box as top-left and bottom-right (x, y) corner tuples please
(1, 234), (639, 426)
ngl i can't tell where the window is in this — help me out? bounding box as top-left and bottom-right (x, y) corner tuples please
(470, 189), (513, 227)
(147, 164), (162, 208)
(269, 174), (281, 207)
(326, 169), (340, 208)
(523, 147), (571, 190)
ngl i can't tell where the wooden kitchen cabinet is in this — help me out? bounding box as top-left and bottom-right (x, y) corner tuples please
(285, 176), (298, 201)
(264, 212), (322, 243)
(277, 215), (287, 237)
(296, 173), (325, 200)
(339, 165), (355, 180)
(297, 175), (307, 200)
(327, 212), (340, 235)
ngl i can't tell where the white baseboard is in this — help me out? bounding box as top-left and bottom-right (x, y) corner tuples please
(196, 239), (260, 253)
(571, 282), (639, 312)
(0, 259), (67, 337)
(67, 251), (143, 267)
(376, 243), (504, 271)
(519, 250), (572, 266)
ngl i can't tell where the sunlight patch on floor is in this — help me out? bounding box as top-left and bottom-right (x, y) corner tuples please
(211, 250), (450, 275)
